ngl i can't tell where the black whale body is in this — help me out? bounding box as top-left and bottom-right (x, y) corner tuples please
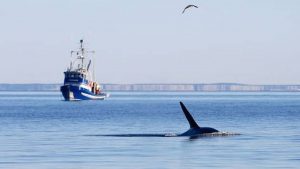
(178, 102), (219, 136)
(95, 102), (220, 137)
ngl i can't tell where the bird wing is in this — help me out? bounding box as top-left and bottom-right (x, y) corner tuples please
(182, 6), (189, 13)
(182, 5), (198, 14)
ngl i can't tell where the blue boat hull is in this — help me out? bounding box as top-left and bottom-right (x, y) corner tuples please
(60, 85), (108, 101)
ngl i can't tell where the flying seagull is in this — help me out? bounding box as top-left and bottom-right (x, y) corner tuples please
(182, 5), (198, 14)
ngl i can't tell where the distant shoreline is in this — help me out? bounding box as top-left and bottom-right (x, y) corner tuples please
(1, 83), (300, 92)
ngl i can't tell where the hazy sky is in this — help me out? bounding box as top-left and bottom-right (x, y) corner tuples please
(1, 0), (299, 84)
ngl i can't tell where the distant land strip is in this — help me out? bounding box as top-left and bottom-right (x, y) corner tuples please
(1, 83), (300, 92)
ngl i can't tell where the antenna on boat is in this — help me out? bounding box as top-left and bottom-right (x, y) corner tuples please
(80, 39), (83, 48)
(92, 52), (95, 81)
(79, 39), (85, 70)
(87, 59), (92, 71)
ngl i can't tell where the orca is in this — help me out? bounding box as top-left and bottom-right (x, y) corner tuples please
(178, 102), (219, 136)
(88, 102), (238, 138)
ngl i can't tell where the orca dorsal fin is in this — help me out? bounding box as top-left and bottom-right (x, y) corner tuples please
(180, 102), (200, 128)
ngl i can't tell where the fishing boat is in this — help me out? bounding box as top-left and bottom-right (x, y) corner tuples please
(60, 40), (109, 101)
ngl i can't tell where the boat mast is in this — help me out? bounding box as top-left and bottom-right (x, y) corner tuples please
(80, 39), (84, 70)
(69, 39), (95, 80)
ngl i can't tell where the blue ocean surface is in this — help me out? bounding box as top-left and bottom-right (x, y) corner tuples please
(0, 91), (299, 169)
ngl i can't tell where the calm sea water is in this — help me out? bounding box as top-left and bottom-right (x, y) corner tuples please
(0, 92), (299, 169)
